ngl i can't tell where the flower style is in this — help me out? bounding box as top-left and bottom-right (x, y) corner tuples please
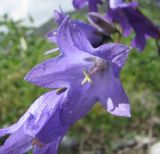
(0, 16), (131, 154)
(107, 0), (160, 51)
(73, 0), (103, 12)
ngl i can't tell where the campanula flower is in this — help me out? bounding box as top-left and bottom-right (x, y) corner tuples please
(26, 16), (131, 117)
(0, 17), (131, 154)
(73, 0), (103, 12)
(107, 0), (160, 51)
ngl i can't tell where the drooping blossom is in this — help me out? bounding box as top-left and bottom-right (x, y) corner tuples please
(107, 0), (160, 51)
(73, 0), (103, 12)
(0, 17), (131, 154)
(47, 10), (112, 48)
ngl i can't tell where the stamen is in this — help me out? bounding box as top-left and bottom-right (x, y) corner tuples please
(81, 59), (107, 85)
(32, 138), (45, 147)
(81, 70), (93, 85)
(56, 87), (67, 94)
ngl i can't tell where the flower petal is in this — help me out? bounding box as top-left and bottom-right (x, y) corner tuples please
(25, 53), (93, 88)
(124, 8), (160, 39)
(132, 34), (146, 51)
(108, 3), (160, 51)
(51, 11), (106, 48)
(88, 0), (103, 12)
(0, 129), (32, 154)
(54, 10), (66, 25)
(33, 87), (96, 151)
(25, 17), (96, 89)
(0, 105), (34, 137)
(73, 0), (102, 11)
(69, 19), (94, 53)
(73, 0), (88, 10)
(74, 20), (106, 48)
(106, 77), (131, 117)
(88, 12), (117, 35)
(107, 9), (132, 36)
(0, 90), (64, 154)
(97, 67), (131, 117)
(0, 90), (62, 142)
(46, 29), (58, 44)
(93, 43), (131, 70)
(57, 16), (93, 54)
(23, 91), (63, 142)
(60, 84), (96, 125)
(109, 0), (138, 9)
(107, 98), (131, 117)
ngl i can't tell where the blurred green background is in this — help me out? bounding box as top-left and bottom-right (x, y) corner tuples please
(0, 1), (160, 154)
